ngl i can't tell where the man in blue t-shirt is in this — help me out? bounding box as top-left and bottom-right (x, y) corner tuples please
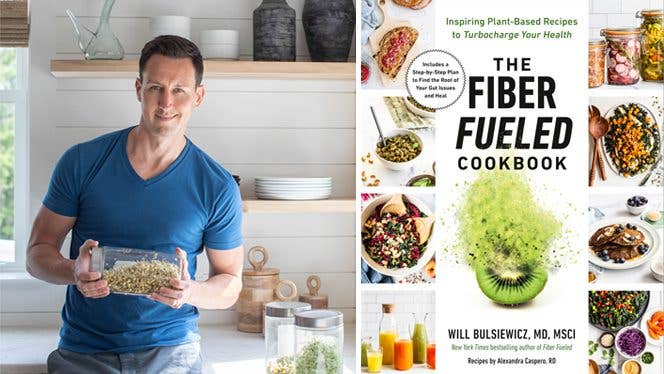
(26, 35), (243, 373)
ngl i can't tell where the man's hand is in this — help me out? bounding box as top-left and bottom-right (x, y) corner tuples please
(149, 248), (194, 309)
(74, 239), (109, 298)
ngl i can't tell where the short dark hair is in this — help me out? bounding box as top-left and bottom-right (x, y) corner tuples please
(139, 35), (204, 86)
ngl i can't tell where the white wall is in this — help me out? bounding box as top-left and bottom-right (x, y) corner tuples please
(361, 290), (436, 341)
(1, 0), (356, 326)
(589, 0), (662, 38)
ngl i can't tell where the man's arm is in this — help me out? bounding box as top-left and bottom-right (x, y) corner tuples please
(189, 246), (244, 309)
(26, 205), (109, 298)
(152, 246), (244, 310)
(26, 205), (77, 284)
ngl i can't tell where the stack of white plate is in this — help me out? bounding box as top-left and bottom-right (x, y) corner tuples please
(254, 177), (332, 200)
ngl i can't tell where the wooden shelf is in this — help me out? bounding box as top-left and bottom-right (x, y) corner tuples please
(50, 59), (355, 80)
(242, 198), (354, 213)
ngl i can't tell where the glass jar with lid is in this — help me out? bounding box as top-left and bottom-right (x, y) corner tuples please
(294, 309), (344, 374)
(90, 246), (181, 295)
(588, 39), (606, 88)
(265, 301), (311, 374)
(636, 9), (664, 81)
(601, 28), (642, 85)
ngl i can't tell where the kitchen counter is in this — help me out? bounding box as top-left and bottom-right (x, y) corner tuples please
(0, 324), (357, 373)
(361, 363), (433, 373)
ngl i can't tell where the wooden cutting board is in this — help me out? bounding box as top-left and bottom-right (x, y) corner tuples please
(368, 0), (421, 87)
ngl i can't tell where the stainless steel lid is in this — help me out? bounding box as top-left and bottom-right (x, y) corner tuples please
(265, 301), (311, 318)
(295, 309), (343, 329)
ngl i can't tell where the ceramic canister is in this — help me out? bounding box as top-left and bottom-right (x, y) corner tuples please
(237, 246), (280, 333)
(150, 16), (191, 39)
(253, 0), (296, 61)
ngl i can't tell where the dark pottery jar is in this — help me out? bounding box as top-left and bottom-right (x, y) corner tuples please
(253, 0), (296, 61)
(302, 0), (355, 62)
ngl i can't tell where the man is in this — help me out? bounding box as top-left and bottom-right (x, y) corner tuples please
(26, 35), (243, 373)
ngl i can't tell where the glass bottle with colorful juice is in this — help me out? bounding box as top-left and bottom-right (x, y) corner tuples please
(394, 322), (413, 370)
(412, 313), (428, 364)
(379, 304), (397, 365)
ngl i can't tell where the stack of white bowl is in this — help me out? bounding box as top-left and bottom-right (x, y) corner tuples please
(200, 30), (240, 60)
(254, 177), (332, 200)
(150, 16), (191, 39)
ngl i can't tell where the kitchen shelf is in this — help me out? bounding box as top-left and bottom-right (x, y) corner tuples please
(50, 59), (355, 80)
(242, 198), (354, 213)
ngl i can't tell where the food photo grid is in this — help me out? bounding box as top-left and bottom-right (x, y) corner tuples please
(360, 97), (436, 188)
(361, 0), (435, 89)
(360, 290), (436, 372)
(586, 3), (664, 373)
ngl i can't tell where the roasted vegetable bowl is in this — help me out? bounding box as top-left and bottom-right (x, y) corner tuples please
(603, 103), (661, 177)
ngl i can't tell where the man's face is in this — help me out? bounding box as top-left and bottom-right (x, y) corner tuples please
(135, 54), (204, 136)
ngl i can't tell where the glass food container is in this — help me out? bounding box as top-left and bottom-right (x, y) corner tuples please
(294, 310), (344, 374)
(588, 39), (606, 88)
(265, 301), (311, 374)
(601, 28), (642, 85)
(90, 246), (181, 295)
(637, 9), (664, 82)
(378, 304), (396, 366)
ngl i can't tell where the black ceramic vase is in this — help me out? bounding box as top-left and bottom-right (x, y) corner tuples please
(302, 0), (355, 62)
(253, 0), (296, 61)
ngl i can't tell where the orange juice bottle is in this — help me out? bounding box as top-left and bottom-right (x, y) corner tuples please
(394, 339), (413, 370)
(379, 304), (397, 365)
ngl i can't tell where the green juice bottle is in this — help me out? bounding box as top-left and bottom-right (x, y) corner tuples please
(412, 313), (428, 364)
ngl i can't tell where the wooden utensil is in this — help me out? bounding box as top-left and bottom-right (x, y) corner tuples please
(588, 105), (608, 186)
(298, 275), (329, 309)
(588, 105), (607, 180)
(368, 0), (420, 87)
(413, 215), (434, 245)
(596, 116), (609, 181)
(381, 193), (407, 216)
(237, 246), (280, 333)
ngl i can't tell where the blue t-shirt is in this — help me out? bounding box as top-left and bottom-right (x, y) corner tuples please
(43, 126), (243, 353)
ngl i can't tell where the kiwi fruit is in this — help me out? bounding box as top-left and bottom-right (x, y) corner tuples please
(475, 266), (548, 305)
